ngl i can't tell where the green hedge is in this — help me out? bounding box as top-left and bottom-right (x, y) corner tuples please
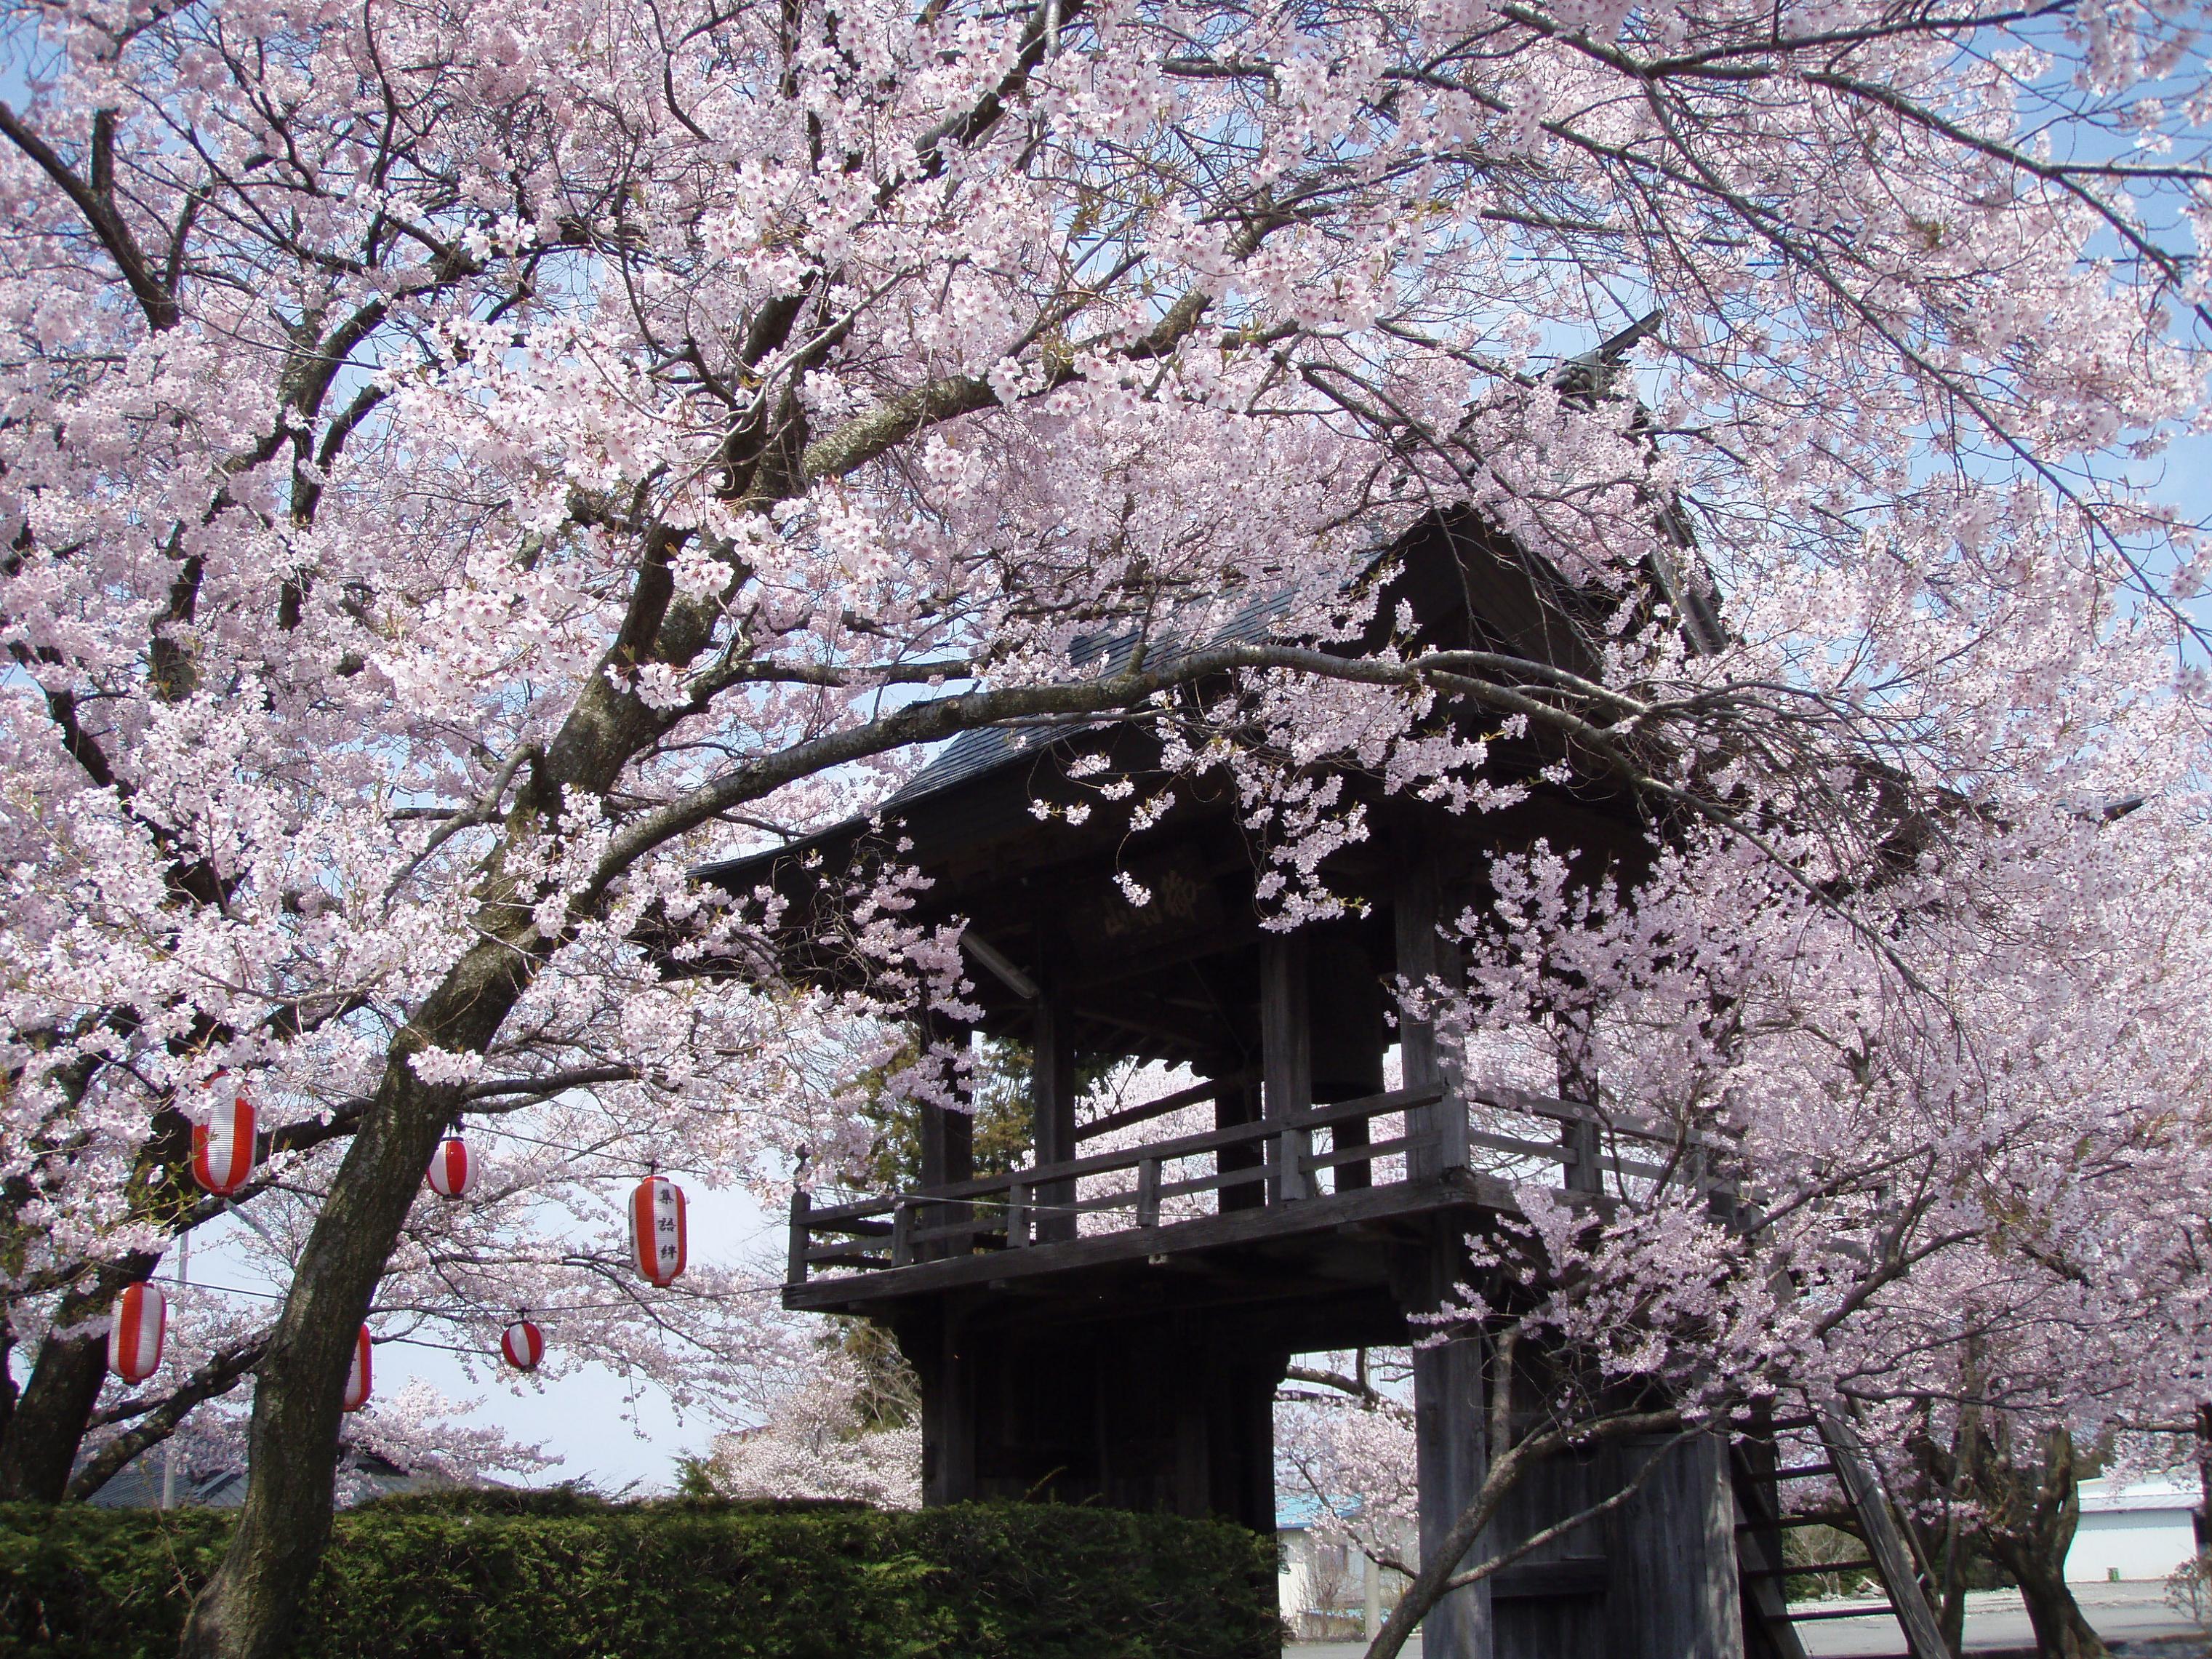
(0, 1496), (1281, 1659)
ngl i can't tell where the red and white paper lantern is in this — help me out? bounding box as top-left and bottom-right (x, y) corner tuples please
(342, 1324), (372, 1412)
(628, 1175), (687, 1287)
(191, 1079), (256, 1197)
(108, 1282), (166, 1385)
(425, 1135), (474, 1199)
(500, 1319), (545, 1372)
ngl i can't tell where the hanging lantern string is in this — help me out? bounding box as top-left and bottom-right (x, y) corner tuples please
(469, 1121), (732, 1182)
(177, 1277), (788, 1315)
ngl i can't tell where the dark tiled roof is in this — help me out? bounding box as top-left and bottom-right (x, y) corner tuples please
(879, 584), (1298, 811)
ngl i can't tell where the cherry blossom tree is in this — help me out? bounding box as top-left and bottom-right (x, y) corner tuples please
(1348, 792), (2212, 1656)
(1278, 1348), (1420, 1579)
(703, 1324), (923, 1508)
(1, 0), (2207, 1652)
(52, 1100), (830, 1504)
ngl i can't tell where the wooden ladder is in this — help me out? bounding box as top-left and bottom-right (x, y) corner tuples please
(1734, 1410), (1949, 1659)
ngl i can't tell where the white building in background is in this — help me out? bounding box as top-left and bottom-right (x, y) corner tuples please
(1278, 1499), (1414, 1642)
(2065, 1477), (2202, 1583)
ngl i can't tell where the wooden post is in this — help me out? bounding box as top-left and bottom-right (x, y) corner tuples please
(1605, 1431), (1744, 1659)
(1309, 932), (1384, 1191)
(1136, 1156), (1162, 1229)
(1032, 980), (1078, 1244)
(1214, 1076), (1265, 1212)
(1558, 1047), (1604, 1196)
(1365, 1548), (1384, 1640)
(1005, 1179), (1030, 1248)
(1173, 1316), (1211, 1518)
(919, 1311), (977, 1506)
(1411, 1228), (1491, 1659)
(1395, 837), (1467, 1176)
(1209, 1348), (1289, 1533)
(918, 1006), (975, 1258)
(785, 1188), (812, 1286)
(1260, 932), (1313, 1202)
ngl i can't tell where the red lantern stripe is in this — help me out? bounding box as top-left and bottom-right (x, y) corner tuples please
(108, 1282), (166, 1385)
(426, 1135), (472, 1199)
(342, 1324), (372, 1412)
(628, 1176), (686, 1287)
(500, 1320), (544, 1372)
(191, 1087), (257, 1197)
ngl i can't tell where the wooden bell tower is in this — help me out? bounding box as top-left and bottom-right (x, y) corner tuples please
(701, 511), (1879, 1659)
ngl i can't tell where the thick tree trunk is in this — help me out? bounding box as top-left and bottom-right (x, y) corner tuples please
(1971, 1428), (2106, 1659)
(2195, 1402), (2211, 1551)
(0, 1321), (105, 1501)
(180, 519), (706, 1657)
(0, 1257), (156, 1501)
(1995, 1544), (2109, 1659)
(1935, 1547), (1969, 1655)
(179, 945), (528, 1659)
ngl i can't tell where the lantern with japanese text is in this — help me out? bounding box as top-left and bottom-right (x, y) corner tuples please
(191, 1078), (256, 1197)
(342, 1324), (372, 1412)
(628, 1175), (686, 1287)
(425, 1135), (474, 1199)
(107, 1282), (166, 1385)
(500, 1319), (545, 1372)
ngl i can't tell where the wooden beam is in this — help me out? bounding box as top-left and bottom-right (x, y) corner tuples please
(962, 930), (1039, 1001)
(1558, 1047), (1604, 1197)
(1033, 975), (1078, 1244)
(1412, 1226), (1493, 1659)
(782, 1172), (1512, 1311)
(1072, 997), (1224, 1055)
(1217, 1076), (1265, 1212)
(1395, 836), (1468, 1175)
(1260, 931), (1313, 1202)
(1076, 1070), (1253, 1142)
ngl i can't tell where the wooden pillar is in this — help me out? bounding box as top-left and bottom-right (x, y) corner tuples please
(910, 1310), (977, 1507)
(1259, 932), (1313, 1202)
(1394, 836), (1467, 1175)
(1309, 932), (1384, 1191)
(1032, 984), (1078, 1244)
(1411, 1228), (1493, 1659)
(1604, 1432), (1742, 1659)
(1173, 1316), (1211, 1518)
(785, 1188), (812, 1287)
(918, 1100), (972, 1188)
(918, 1008), (974, 1259)
(1558, 1047), (1604, 1196)
(1214, 1075), (1266, 1212)
(1206, 1347), (1288, 1533)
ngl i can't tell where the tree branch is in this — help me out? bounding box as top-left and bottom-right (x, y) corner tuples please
(67, 1336), (267, 1500)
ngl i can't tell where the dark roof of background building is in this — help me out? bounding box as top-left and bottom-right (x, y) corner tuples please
(81, 1447), (453, 1511)
(875, 583), (1299, 813)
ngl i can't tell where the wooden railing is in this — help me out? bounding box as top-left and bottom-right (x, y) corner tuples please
(787, 1080), (1721, 1285)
